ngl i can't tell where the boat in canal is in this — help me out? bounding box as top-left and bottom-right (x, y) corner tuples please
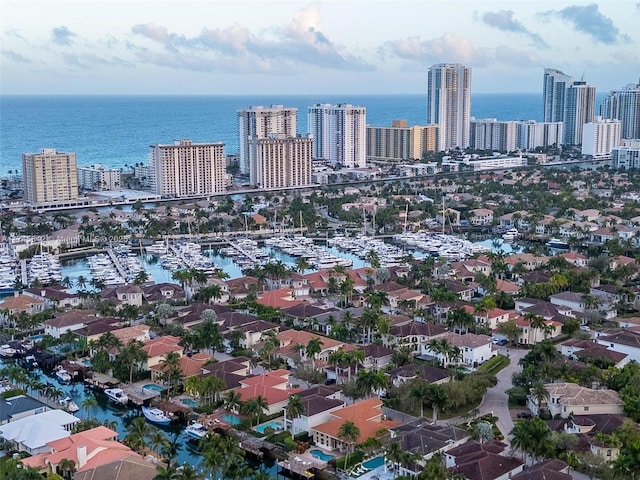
(55, 366), (72, 384)
(142, 405), (172, 425)
(184, 421), (208, 440)
(59, 396), (80, 413)
(105, 388), (129, 405)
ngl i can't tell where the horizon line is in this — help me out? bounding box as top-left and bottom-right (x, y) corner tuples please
(0, 92), (543, 97)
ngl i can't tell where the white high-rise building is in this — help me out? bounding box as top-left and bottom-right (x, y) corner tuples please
(600, 82), (640, 140)
(151, 140), (227, 197)
(470, 119), (518, 152)
(77, 165), (122, 191)
(248, 134), (313, 189)
(516, 121), (564, 151)
(237, 105), (297, 175)
(582, 118), (622, 157)
(564, 81), (596, 145)
(308, 103), (366, 168)
(612, 141), (640, 169)
(543, 68), (574, 123)
(22, 148), (79, 204)
(427, 63), (472, 152)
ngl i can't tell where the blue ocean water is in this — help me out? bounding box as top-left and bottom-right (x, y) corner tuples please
(0, 93), (604, 172)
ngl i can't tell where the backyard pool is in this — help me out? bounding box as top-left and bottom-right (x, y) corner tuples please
(310, 449), (335, 461)
(142, 384), (165, 392)
(363, 456), (384, 469)
(181, 398), (198, 408)
(221, 413), (242, 425)
(255, 421), (283, 434)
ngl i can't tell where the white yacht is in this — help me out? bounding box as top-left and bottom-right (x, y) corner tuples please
(142, 406), (171, 425)
(55, 366), (72, 384)
(185, 421), (208, 440)
(502, 228), (519, 241)
(105, 388), (129, 405)
(59, 396), (80, 413)
(0, 345), (16, 358)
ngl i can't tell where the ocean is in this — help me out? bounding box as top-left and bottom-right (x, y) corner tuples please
(0, 93), (605, 173)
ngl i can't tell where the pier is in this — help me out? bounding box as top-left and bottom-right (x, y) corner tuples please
(167, 245), (190, 269)
(225, 240), (261, 266)
(105, 248), (129, 279)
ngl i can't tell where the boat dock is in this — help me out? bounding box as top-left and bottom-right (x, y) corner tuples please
(124, 382), (162, 405)
(167, 245), (190, 269)
(105, 248), (129, 279)
(278, 453), (328, 477)
(225, 240), (261, 266)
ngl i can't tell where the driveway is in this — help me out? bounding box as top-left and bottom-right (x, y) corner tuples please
(446, 347), (527, 446)
(477, 348), (528, 445)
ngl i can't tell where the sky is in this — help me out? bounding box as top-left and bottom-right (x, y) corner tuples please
(1, 0), (639, 95)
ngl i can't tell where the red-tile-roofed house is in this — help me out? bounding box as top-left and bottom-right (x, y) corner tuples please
(141, 335), (183, 368)
(20, 426), (136, 476)
(311, 398), (400, 452)
(234, 369), (302, 415)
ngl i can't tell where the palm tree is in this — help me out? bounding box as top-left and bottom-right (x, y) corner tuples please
(159, 351), (183, 396)
(80, 396), (97, 418)
(119, 339), (148, 384)
(385, 441), (405, 477)
(124, 417), (152, 454)
(355, 370), (387, 398)
(529, 381), (549, 416)
(337, 420), (360, 469)
(285, 395), (305, 432)
(428, 383), (448, 424)
(149, 430), (170, 457)
(305, 337), (323, 368)
(523, 312), (547, 342)
(223, 389), (242, 413)
(58, 458), (76, 479)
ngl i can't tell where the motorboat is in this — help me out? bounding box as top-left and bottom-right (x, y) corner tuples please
(502, 228), (519, 241)
(546, 237), (570, 249)
(55, 366), (72, 384)
(59, 396), (80, 413)
(184, 421), (208, 440)
(142, 406), (172, 425)
(105, 388), (129, 405)
(20, 355), (38, 369)
(0, 345), (16, 358)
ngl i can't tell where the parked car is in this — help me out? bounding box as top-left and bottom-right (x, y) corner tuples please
(517, 412), (532, 418)
(496, 339), (508, 346)
(580, 325), (591, 332)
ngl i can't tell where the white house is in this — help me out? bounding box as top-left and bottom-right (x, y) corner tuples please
(427, 332), (494, 367)
(0, 410), (79, 455)
(527, 383), (623, 418)
(284, 386), (345, 436)
(595, 329), (640, 363)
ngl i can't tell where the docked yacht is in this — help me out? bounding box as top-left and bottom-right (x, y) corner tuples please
(184, 421), (209, 440)
(142, 406), (172, 425)
(502, 228), (520, 242)
(0, 345), (16, 358)
(546, 238), (570, 249)
(59, 396), (80, 413)
(105, 388), (129, 405)
(55, 366), (72, 384)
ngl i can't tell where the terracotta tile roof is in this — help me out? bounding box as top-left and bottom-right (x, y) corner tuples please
(72, 454), (157, 480)
(142, 335), (182, 357)
(257, 288), (307, 308)
(312, 398), (400, 443)
(545, 382), (623, 407)
(46, 310), (99, 328)
(235, 371), (301, 405)
(0, 294), (45, 311)
(21, 426), (136, 473)
(442, 332), (492, 348)
(151, 352), (213, 377)
(389, 322), (447, 338)
(275, 330), (351, 356)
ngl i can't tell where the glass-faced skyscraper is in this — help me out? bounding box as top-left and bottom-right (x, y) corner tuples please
(600, 82), (640, 140)
(543, 68), (574, 123)
(564, 81), (596, 145)
(426, 63), (471, 152)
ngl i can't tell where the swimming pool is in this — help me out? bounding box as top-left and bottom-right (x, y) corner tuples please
(310, 449), (335, 461)
(28, 334), (44, 343)
(181, 398), (198, 408)
(363, 456), (384, 469)
(142, 384), (164, 392)
(221, 413), (242, 425)
(255, 421), (283, 434)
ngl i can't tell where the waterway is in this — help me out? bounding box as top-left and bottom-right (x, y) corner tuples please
(1, 358), (278, 478)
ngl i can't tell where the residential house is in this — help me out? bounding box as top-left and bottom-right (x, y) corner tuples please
(558, 252), (588, 268)
(23, 286), (81, 309)
(150, 352), (213, 383)
(387, 364), (450, 388)
(527, 383), (623, 418)
(21, 426), (136, 476)
(142, 283), (186, 303)
(284, 385), (345, 436)
(468, 208), (494, 226)
(361, 344), (395, 371)
(274, 330), (352, 368)
(561, 338), (628, 368)
(201, 357), (251, 392)
(0, 294), (46, 327)
(515, 315), (562, 345)
(100, 285), (143, 308)
(464, 306), (510, 330)
(389, 419), (469, 477)
(595, 329), (640, 363)
(43, 310), (100, 338)
(141, 335), (183, 368)
(0, 409), (80, 455)
(442, 279), (475, 302)
(510, 459), (572, 480)
(311, 398), (400, 452)
(225, 276), (260, 301)
(446, 440), (524, 480)
(384, 322), (448, 355)
(0, 395), (48, 425)
(427, 332), (494, 367)
(234, 369), (302, 416)
(73, 455), (157, 480)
